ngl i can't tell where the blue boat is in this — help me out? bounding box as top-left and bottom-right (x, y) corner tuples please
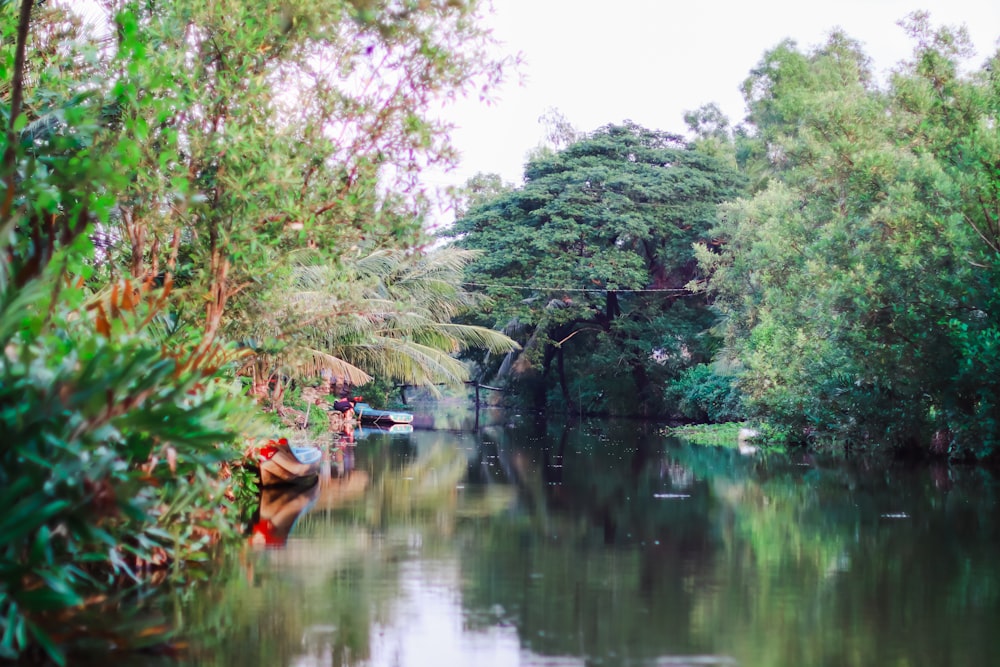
(353, 402), (414, 426)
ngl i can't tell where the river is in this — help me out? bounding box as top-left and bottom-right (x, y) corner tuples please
(163, 415), (1000, 667)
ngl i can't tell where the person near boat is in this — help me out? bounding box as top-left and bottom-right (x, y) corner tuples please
(332, 395), (356, 420)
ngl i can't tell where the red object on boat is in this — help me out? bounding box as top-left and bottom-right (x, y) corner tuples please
(258, 437), (291, 461)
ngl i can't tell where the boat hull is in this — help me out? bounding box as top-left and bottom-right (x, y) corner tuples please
(260, 448), (322, 487)
(354, 402), (414, 425)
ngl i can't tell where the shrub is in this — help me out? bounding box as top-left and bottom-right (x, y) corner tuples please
(665, 363), (745, 423)
(0, 265), (252, 663)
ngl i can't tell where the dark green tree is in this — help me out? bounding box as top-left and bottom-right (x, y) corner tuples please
(702, 17), (1000, 457)
(446, 122), (746, 415)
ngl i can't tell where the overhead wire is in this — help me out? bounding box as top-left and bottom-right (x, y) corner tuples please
(460, 281), (696, 294)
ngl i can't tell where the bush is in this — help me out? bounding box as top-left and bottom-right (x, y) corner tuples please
(0, 266), (252, 663)
(665, 363), (745, 423)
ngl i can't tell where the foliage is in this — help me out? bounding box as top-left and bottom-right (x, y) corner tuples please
(448, 171), (516, 223)
(665, 362), (745, 423)
(447, 122), (746, 415)
(683, 102), (737, 166)
(354, 375), (399, 409)
(665, 421), (747, 447)
(105, 0), (513, 349)
(235, 246), (519, 399)
(701, 17), (1000, 458)
(0, 0), (517, 659)
(6, 0), (514, 379)
(0, 258), (253, 663)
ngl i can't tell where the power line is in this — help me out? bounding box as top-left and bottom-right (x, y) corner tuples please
(461, 281), (694, 294)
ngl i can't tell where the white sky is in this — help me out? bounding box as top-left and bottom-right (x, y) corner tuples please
(430, 0), (1000, 194)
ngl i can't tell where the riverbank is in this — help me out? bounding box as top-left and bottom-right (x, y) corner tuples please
(665, 422), (748, 448)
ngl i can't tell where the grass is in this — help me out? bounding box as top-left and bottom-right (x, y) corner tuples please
(664, 422), (748, 448)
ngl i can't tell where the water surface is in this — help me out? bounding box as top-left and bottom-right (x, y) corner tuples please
(179, 417), (1000, 667)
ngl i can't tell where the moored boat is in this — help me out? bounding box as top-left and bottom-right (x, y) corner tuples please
(257, 438), (322, 487)
(353, 402), (414, 425)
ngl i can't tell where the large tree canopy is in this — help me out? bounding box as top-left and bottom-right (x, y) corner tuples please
(702, 16), (1000, 457)
(446, 122), (746, 415)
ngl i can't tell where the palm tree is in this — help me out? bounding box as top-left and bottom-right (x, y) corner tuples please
(238, 246), (519, 402)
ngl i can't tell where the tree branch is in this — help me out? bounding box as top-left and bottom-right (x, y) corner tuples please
(1, 0), (36, 223)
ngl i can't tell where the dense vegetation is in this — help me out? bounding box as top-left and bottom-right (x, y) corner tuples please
(4, 0), (1000, 661)
(704, 17), (1000, 458)
(446, 123), (746, 416)
(452, 15), (1000, 462)
(0, 0), (514, 662)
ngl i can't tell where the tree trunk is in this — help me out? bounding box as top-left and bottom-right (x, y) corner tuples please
(2, 0), (34, 224)
(557, 345), (575, 413)
(605, 290), (620, 320)
(532, 345), (555, 412)
(630, 360), (653, 417)
(201, 242), (230, 352)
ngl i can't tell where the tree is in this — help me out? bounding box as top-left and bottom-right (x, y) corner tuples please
(701, 18), (1000, 457)
(48, 0), (516, 353)
(236, 246), (520, 400)
(0, 2), (253, 661)
(0, 0), (516, 659)
(450, 171), (515, 221)
(523, 106), (581, 163)
(446, 122), (746, 415)
(683, 102), (737, 166)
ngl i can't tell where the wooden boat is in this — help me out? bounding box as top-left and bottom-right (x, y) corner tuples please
(353, 402), (414, 426)
(257, 439), (322, 487)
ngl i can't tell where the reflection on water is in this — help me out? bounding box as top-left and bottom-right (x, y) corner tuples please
(179, 417), (1000, 667)
(249, 485), (320, 548)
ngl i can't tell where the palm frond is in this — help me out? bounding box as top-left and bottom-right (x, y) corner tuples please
(376, 316), (520, 355)
(352, 249), (398, 280)
(236, 245), (517, 389)
(338, 338), (470, 386)
(428, 323), (522, 353)
(289, 347), (373, 386)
